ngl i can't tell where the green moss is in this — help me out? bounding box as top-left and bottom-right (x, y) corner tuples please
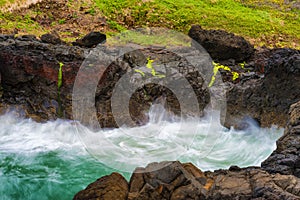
(208, 62), (241, 87)
(107, 29), (190, 46)
(58, 19), (66, 24)
(57, 62), (63, 90)
(57, 62), (64, 117)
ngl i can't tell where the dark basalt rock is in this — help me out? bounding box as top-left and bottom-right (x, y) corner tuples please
(224, 48), (300, 129)
(72, 31), (106, 48)
(0, 35), (84, 121)
(89, 46), (211, 128)
(0, 35), (210, 128)
(262, 100), (300, 178)
(15, 34), (39, 42)
(188, 25), (255, 62)
(41, 33), (64, 45)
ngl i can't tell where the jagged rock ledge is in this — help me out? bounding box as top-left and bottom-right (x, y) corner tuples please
(0, 33), (211, 128)
(0, 27), (299, 128)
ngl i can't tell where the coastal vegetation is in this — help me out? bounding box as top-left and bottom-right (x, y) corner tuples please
(0, 0), (299, 49)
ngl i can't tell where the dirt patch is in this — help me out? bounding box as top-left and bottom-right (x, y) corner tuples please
(1, 0), (111, 43)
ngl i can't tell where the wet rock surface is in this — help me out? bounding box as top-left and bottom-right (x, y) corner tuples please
(262, 101), (300, 178)
(1, 29), (298, 129)
(75, 45), (211, 128)
(0, 34), (210, 127)
(74, 161), (300, 200)
(224, 48), (300, 129)
(0, 34), (85, 121)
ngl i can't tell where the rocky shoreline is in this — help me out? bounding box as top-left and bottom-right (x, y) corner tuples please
(74, 100), (300, 200)
(0, 26), (299, 199)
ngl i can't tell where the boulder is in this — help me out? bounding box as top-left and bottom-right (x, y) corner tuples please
(41, 33), (64, 45)
(73, 31), (106, 47)
(73, 172), (128, 200)
(188, 25), (254, 62)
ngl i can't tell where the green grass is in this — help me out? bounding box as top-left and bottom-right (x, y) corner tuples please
(95, 0), (299, 48)
(0, 0), (299, 49)
(107, 28), (191, 46)
(0, 12), (43, 34)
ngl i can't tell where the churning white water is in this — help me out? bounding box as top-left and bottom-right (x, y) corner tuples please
(74, 104), (283, 172)
(0, 106), (283, 199)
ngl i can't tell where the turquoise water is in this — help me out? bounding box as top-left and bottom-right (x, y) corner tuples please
(0, 110), (283, 200)
(0, 114), (130, 200)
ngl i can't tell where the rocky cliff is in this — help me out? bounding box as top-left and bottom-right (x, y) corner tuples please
(0, 34), (210, 128)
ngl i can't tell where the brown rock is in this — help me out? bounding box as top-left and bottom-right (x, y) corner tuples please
(127, 161), (205, 200)
(73, 172), (128, 200)
(41, 33), (64, 45)
(75, 162), (300, 200)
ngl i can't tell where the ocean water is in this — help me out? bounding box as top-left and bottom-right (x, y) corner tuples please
(0, 107), (283, 199)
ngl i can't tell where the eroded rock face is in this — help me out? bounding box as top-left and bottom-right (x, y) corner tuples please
(188, 25), (255, 62)
(73, 161), (300, 200)
(262, 100), (300, 177)
(98, 47), (211, 127)
(0, 34), (85, 121)
(0, 35), (210, 128)
(224, 48), (300, 128)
